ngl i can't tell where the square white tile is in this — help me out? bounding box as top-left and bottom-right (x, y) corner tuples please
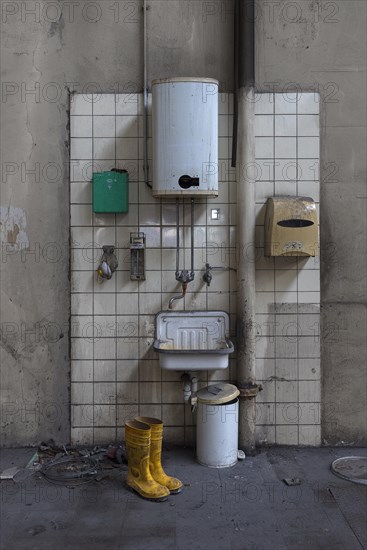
(255, 93), (274, 115)
(70, 182), (92, 204)
(274, 159), (297, 181)
(274, 180), (297, 195)
(298, 270), (320, 292)
(255, 115), (274, 136)
(94, 293), (116, 315)
(70, 204), (93, 227)
(94, 338), (116, 360)
(299, 425), (321, 446)
(117, 339), (139, 360)
(93, 94), (116, 115)
(297, 159), (319, 180)
(71, 360), (93, 382)
(71, 138), (93, 160)
(116, 94), (139, 115)
(275, 270), (298, 292)
(275, 115), (296, 137)
(297, 115), (319, 137)
(218, 93), (229, 115)
(116, 116), (138, 138)
(297, 181), (320, 201)
(71, 272), (93, 293)
(139, 203), (161, 225)
(71, 293), (93, 315)
(71, 116), (93, 138)
(93, 138), (115, 160)
(256, 137), (274, 158)
(218, 114), (229, 137)
(275, 94), (297, 114)
(298, 337), (320, 358)
(116, 138), (138, 160)
(116, 382), (139, 403)
(93, 115), (116, 138)
(116, 359), (139, 382)
(71, 382), (93, 404)
(298, 137), (320, 158)
(71, 94), (93, 116)
(299, 402), (321, 424)
(276, 425), (298, 445)
(275, 137), (296, 158)
(117, 293), (139, 315)
(299, 380), (321, 402)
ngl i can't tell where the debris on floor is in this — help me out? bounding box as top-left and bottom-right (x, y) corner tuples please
(0, 466), (21, 480)
(283, 477), (302, 486)
(0, 441), (127, 486)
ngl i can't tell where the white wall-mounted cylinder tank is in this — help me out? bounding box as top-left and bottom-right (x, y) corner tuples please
(152, 77), (219, 197)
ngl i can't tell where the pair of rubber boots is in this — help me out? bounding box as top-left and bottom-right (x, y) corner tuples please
(125, 416), (183, 501)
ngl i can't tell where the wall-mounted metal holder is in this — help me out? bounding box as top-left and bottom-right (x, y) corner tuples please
(130, 232), (146, 280)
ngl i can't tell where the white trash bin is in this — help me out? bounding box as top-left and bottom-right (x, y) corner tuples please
(196, 383), (240, 468)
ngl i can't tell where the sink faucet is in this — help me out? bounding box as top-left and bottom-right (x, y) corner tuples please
(169, 282), (188, 309)
(203, 263), (237, 286)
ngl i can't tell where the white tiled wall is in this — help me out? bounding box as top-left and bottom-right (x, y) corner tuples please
(254, 92), (321, 446)
(70, 92), (236, 446)
(70, 92), (320, 447)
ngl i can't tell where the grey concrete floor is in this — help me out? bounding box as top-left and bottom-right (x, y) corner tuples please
(0, 446), (366, 550)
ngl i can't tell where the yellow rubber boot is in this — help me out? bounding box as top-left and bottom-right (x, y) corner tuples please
(125, 420), (170, 501)
(135, 417), (183, 494)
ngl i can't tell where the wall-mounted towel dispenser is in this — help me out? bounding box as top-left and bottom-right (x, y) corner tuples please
(92, 170), (128, 213)
(264, 196), (318, 257)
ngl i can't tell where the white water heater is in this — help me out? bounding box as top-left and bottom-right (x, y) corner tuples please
(152, 78), (219, 198)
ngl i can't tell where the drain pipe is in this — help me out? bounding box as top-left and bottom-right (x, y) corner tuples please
(235, 0), (261, 454)
(181, 373), (198, 410)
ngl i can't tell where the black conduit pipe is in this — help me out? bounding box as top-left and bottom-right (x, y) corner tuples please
(231, 0), (255, 168)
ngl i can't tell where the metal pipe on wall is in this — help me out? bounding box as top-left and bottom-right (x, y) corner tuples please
(143, 0), (152, 189)
(235, 0), (260, 454)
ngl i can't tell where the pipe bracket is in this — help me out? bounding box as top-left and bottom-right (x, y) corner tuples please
(238, 383), (263, 398)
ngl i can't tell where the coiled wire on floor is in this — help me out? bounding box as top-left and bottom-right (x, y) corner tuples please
(39, 455), (102, 487)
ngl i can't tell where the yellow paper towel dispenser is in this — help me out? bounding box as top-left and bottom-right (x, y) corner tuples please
(264, 196), (318, 257)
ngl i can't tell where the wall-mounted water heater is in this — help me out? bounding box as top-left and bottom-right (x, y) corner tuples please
(152, 77), (219, 198)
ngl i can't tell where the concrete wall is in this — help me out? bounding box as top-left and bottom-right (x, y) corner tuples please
(256, 0), (367, 444)
(0, 0), (234, 446)
(1, 0), (366, 446)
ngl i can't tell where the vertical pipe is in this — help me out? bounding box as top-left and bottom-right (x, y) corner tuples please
(143, 0), (151, 189)
(236, 88), (257, 454)
(176, 199), (180, 275)
(236, 0), (257, 454)
(231, 0), (239, 167)
(190, 199), (194, 275)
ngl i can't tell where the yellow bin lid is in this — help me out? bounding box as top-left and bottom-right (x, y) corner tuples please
(197, 383), (239, 405)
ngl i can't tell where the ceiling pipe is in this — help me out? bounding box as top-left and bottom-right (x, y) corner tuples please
(235, 0), (261, 455)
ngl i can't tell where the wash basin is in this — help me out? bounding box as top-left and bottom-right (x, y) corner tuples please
(153, 311), (234, 371)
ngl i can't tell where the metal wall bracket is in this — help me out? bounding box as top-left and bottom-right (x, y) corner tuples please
(238, 383), (263, 398)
